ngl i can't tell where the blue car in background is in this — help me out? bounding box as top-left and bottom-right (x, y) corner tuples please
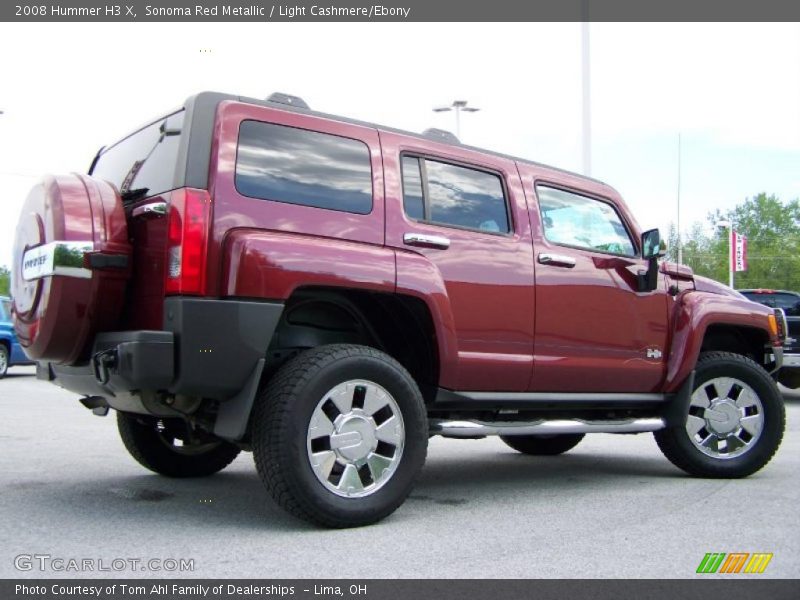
(1, 295), (33, 378)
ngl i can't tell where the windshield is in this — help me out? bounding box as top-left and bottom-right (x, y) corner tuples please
(90, 110), (184, 199)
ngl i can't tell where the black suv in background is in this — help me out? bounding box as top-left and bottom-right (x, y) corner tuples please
(740, 289), (800, 388)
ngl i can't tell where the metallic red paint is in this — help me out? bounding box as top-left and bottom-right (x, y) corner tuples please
(11, 174), (130, 362)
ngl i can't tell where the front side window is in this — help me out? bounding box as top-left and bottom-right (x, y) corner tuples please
(235, 121), (373, 214)
(536, 186), (635, 256)
(401, 156), (509, 233)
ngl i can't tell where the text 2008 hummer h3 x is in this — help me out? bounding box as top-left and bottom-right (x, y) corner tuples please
(11, 92), (787, 527)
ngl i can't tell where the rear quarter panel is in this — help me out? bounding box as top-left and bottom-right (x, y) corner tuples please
(205, 101), (386, 297)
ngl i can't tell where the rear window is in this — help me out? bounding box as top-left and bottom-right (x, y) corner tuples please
(235, 121), (373, 214)
(91, 110), (184, 197)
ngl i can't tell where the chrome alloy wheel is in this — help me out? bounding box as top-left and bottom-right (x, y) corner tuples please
(686, 376), (764, 459)
(307, 380), (405, 498)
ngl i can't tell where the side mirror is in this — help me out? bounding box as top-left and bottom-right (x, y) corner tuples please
(641, 228), (662, 260)
(638, 228), (662, 293)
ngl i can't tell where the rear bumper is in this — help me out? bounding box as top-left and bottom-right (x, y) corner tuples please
(46, 298), (283, 400)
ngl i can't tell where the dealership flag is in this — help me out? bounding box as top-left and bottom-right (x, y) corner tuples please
(733, 231), (748, 272)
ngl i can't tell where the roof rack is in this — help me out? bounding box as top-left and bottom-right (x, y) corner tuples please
(266, 92), (310, 110)
(422, 128), (460, 144)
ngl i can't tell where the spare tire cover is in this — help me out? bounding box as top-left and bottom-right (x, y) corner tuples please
(11, 174), (131, 364)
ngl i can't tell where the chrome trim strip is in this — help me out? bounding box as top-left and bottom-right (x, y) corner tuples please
(132, 201), (167, 218)
(430, 417), (666, 437)
(22, 241), (93, 281)
(538, 252), (576, 267)
(460, 391), (669, 403)
(403, 232), (451, 249)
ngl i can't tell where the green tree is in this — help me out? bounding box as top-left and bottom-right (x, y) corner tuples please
(675, 193), (800, 290)
(665, 222), (680, 263)
(0, 266), (9, 296)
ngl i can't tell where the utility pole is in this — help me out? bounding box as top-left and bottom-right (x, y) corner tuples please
(581, 6), (591, 176)
(677, 133), (682, 264)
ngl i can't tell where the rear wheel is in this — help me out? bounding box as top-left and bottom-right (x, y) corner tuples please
(251, 344), (428, 528)
(500, 433), (585, 455)
(654, 351), (784, 478)
(117, 413), (240, 478)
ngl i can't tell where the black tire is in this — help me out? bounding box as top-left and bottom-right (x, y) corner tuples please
(0, 344), (8, 379)
(500, 433), (585, 455)
(117, 412), (240, 478)
(251, 344), (428, 528)
(654, 351), (785, 478)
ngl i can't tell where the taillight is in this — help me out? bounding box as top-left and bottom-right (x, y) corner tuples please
(165, 188), (210, 295)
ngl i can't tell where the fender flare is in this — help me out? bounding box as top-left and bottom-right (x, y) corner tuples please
(664, 291), (774, 392)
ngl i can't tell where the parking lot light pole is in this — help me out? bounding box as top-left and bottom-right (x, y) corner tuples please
(433, 100), (480, 139)
(716, 219), (734, 288)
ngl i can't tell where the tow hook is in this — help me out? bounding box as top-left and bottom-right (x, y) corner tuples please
(79, 396), (110, 417)
(92, 348), (118, 386)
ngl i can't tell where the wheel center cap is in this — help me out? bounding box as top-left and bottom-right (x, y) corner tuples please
(705, 400), (740, 435)
(330, 415), (377, 462)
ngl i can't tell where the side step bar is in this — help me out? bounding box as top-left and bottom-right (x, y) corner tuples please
(429, 417), (666, 438)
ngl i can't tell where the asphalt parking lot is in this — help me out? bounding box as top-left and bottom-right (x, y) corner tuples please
(1, 366), (798, 579)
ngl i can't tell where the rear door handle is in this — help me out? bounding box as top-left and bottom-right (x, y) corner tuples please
(404, 233), (451, 250)
(131, 201), (167, 218)
(538, 252), (576, 268)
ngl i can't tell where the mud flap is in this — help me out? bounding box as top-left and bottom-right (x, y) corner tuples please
(662, 370), (696, 428)
(213, 358), (266, 441)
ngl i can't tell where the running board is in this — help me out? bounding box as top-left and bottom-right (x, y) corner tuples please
(429, 417), (666, 437)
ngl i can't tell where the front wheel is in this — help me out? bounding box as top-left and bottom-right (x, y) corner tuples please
(654, 351), (785, 478)
(117, 413), (241, 478)
(251, 344), (428, 528)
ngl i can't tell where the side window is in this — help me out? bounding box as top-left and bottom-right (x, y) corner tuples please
(235, 121), (373, 214)
(0, 299), (8, 320)
(401, 156), (510, 233)
(402, 157), (425, 220)
(536, 186), (636, 256)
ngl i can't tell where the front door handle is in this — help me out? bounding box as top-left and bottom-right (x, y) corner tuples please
(538, 252), (576, 268)
(404, 233), (451, 250)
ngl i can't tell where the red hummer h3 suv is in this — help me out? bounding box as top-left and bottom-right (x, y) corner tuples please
(11, 92), (787, 527)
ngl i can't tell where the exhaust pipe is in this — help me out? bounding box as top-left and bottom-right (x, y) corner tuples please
(429, 417), (665, 438)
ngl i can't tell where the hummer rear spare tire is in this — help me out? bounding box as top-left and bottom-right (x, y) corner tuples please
(11, 174), (131, 364)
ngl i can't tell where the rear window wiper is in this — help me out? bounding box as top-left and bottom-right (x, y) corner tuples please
(121, 188), (150, 204)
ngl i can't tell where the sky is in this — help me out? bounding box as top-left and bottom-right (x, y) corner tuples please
(0, 22), (798, 268)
